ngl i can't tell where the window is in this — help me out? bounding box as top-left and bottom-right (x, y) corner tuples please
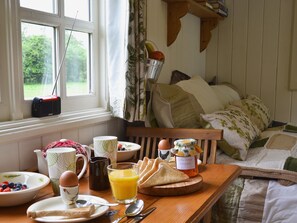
(0, 0), (104, 121)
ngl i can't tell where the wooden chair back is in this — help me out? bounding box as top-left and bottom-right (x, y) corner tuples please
(126, 126), (223, 164)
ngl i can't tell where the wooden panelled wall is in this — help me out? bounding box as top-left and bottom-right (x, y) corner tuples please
(206, 0), (297, 124)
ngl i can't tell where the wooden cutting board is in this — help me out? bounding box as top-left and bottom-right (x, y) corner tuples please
(138, 175), (203, 196)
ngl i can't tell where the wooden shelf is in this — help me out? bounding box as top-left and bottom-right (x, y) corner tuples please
(162, 0), (225, 52)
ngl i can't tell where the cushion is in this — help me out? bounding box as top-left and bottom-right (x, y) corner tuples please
(201, 105), (261, 161)
(170, 70), (191, 85)
(151, 83), (203, 128)
(231, 95), (271, 131)
(211, 85), (241, 106)
(176, 75), (224, 114)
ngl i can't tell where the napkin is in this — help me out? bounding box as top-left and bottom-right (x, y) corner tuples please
(27, 205), (95, 219)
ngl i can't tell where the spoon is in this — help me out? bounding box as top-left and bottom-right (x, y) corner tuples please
(112, 199), (144, 223)
(76, 199), (119, 207)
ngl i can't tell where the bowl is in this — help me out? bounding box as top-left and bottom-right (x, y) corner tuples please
(117, 141), (141, 161)
(89, 141), (141, 162)
(0, 171), (50, 207)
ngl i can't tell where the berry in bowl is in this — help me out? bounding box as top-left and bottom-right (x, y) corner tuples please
(117, 141), (141, 161)
(0, 172), (50, 207)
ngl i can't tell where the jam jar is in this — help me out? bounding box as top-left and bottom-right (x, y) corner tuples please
(171, 139), (202, 177)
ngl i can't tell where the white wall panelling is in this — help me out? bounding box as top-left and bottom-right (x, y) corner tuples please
(0, 143), (19, 171)
(146, 0), (206, 82)
(0, 118), (124, 172)
(206, 0), (297, 124)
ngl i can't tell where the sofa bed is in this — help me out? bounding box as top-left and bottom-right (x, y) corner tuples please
(147, 71), (297, 223)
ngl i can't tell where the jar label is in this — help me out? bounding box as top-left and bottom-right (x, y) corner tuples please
(176, 156), (196, 170)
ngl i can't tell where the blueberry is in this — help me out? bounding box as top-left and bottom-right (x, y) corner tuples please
(15, 183), (22, 188)
(2, 184), (7, 189)
(8, 182), (15, 188)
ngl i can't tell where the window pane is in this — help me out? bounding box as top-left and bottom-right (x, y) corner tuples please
(20, 0), (55, 14)
(65, 30), (90, 96)
(22, 23), (55, 100)
(64, 0), (90, 21)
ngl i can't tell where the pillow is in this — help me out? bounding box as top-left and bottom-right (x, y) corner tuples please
(176, 75), (224, 114)
(211, 85), (241, 106)
(231, 95), (271, 131)
(201, 105), (261, 161)
(151, 83), (203, 128)
(170, 70), (191, 85)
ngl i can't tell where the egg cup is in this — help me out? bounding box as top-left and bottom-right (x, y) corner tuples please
(158, 149), (171, 162)
(59, 185), (79, 205)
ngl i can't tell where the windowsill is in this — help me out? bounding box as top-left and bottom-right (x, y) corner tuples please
(0, 108), (113, 144)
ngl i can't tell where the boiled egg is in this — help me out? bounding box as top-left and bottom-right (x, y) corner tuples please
(59, 170), (78, 187)
(158, 139), (171, 150)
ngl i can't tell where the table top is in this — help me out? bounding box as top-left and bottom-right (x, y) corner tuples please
(0, 164), (241, 223)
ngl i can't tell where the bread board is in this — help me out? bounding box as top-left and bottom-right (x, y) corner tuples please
(138, 175), (203, 196)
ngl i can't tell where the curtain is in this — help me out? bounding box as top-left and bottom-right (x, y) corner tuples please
(106, 0), (147, 122)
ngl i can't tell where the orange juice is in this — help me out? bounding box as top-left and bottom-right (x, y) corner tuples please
(108, 168), (139, 203)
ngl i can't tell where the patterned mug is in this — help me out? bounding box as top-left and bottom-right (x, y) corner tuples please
(93, 136), (118, 165)
(47, 147), (87, 195)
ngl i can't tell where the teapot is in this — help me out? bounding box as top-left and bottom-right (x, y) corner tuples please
(34, 139), (91, 176)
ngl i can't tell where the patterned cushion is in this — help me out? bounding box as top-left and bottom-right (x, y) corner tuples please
(152, 83), (203, 128)
(201, 105), (260, 161)
(231, 95), (271, 131)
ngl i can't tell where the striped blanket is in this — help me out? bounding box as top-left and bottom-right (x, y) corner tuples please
(213, 131), (297, 223)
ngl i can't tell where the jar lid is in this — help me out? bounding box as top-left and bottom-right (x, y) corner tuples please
(171, 139), (202, 157)
(174, 139), (197, 147)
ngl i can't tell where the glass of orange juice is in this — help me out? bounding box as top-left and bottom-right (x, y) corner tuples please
(107, 162), (139, 204)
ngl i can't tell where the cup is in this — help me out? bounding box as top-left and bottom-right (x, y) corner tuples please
(107, 162), (139, 204)
(93, 136), (118, 165)
(89, 157), (110, 191)
(47, 147), (87, 195)
(59, 185), (79, 205)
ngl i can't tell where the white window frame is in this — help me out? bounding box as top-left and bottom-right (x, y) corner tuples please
(0, 0), (111, 142)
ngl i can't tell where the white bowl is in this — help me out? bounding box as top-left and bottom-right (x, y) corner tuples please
(0, 171), (50, 207)
(117, 141), (141, 161)
(89, 141), (141, 162)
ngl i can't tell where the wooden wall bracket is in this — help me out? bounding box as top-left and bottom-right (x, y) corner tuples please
(163, 0), (224, 52)
(200, 18), (218, 52)
(166, 2), (189, 46)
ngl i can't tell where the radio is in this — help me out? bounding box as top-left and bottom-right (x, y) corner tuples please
(31, 12), (77, 118)
(32, 96), (61, 117)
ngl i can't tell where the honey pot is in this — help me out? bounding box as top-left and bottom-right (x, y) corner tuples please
(171, 139), (202, 177)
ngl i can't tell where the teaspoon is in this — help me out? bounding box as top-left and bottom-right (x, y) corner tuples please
(112, 199), (144, 223)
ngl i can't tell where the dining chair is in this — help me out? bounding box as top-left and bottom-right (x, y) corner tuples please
(126, 126), (223, 164)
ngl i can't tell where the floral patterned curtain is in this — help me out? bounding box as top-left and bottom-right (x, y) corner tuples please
(107, 0), (147, 122)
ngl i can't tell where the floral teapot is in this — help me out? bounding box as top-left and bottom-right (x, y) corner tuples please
(34, 139), (91, 176)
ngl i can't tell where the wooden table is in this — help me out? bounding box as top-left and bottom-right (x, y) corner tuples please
(0, 164), (241, 223)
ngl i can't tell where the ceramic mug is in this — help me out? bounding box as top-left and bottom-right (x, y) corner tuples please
(93, 136), (117, 165)
(47, 147), (87, 195)
(89, 157), (110, 191)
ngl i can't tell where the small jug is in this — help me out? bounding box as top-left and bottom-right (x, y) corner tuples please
(89, 157), (110, 191)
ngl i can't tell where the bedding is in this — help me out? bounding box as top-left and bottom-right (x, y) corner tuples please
(148, 71), (297, 223)
(214, 129), (297, 223)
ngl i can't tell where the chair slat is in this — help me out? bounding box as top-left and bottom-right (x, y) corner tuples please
(126, 127), (223, 164)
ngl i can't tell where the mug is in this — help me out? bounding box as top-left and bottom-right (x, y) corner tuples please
(47, 147), (87, 195)
(89, 157), (110, 191)
(93, 136), (117, 165)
